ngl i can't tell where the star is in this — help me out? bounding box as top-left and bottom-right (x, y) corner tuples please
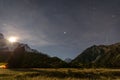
(64, 32), (67, 34)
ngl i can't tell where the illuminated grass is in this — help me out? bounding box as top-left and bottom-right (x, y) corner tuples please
(0, 68), (120, 80)
(0, 63), (7, 65)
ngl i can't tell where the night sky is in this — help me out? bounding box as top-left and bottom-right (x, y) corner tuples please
(0, 0), (120, 59)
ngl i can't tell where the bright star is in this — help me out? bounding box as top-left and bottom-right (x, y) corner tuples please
(64, 32), (67, 34)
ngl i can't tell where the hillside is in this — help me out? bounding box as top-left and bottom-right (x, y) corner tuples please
(71, 43), (120, 68)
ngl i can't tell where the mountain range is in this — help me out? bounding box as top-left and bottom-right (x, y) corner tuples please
(0, 33), (120, 68)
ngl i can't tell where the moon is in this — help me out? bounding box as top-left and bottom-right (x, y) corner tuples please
(8, 37), (18, 43)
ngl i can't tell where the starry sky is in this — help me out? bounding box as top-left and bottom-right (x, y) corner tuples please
(0, 0), (120, 59)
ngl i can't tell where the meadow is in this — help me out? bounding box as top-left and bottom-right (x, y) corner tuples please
(0, 68), (120, 80)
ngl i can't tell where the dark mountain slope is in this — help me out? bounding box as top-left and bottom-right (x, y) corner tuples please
(71, 43), (120, 68)
(7, 45), (68, 68)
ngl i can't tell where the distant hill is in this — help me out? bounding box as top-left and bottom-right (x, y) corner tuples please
(71, 43), (120, 68)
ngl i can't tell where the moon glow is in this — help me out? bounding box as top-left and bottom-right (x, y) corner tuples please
(8, 37), (18, 43)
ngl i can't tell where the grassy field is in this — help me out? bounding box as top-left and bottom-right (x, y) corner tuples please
(0, 68), (120, 80)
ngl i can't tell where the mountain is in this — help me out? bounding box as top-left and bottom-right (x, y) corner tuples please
(71, 43), (120, 68)
(0, 33), (37, 53)
(0, 33), (39, 63)
(64, 58), (72, 63)
(7, 45), (68, 68)
(0, 33), (68, 68)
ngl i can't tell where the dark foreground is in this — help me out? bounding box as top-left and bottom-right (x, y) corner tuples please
(0, 68), (120, 80)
